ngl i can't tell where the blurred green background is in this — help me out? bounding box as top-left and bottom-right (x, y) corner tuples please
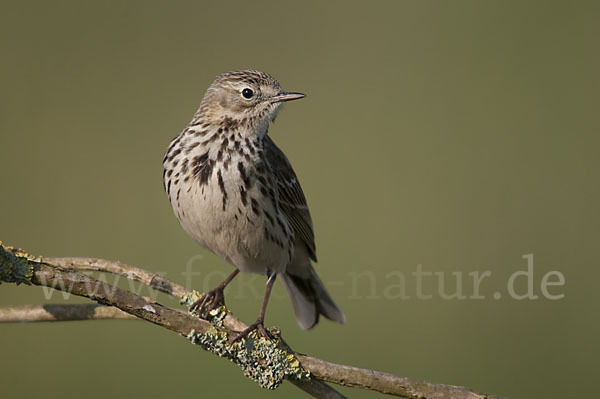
(1, 1), (598, 398)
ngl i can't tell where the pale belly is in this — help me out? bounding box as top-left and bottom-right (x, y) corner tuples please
(169, 171), (293, 275)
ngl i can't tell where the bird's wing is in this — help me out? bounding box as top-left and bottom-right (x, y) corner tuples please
(265, 136), (317, 261)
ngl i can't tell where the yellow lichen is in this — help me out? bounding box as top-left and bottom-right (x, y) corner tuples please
(0, 241), (35, 285)
(182, 290), (310, 389)
(187, 327), (310, 389)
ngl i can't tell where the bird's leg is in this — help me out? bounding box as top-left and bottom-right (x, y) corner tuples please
(232, 272), (277, 342)
(191, 269), (240, 317)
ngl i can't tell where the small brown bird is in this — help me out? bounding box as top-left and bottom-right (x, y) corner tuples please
(163, 70), (345, 340)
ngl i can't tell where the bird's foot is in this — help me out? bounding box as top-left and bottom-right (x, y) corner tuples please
(190, 287), (225, 318)
(231, 318), (270, 343)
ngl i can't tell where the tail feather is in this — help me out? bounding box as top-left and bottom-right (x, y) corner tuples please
(282, 265), (345, 330)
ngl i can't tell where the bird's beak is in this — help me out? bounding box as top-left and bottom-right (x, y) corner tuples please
(270, 92), (306, 103)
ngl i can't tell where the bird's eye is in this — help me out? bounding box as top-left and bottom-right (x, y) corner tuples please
(242, 88), (254, 99)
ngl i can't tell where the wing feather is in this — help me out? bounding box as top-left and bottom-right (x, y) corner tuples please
(265, 137), (317, 261)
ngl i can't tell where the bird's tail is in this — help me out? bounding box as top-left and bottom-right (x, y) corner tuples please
(282, 264), (346, 330)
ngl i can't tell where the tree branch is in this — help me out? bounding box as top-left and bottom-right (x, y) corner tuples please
(0, 303), (137, 322)
(0, 242), (503, 399)
(43, 256), (189, 298)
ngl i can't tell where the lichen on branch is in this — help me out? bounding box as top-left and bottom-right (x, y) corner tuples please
(182, 290), (310, 389)
(0, 241), (36, 286)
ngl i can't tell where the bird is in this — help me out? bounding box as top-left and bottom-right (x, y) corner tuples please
(163, 70), (345, 341)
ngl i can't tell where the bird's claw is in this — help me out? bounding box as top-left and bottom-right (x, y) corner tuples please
(190, 287), (225, 318)
(230, 319), (271, 343)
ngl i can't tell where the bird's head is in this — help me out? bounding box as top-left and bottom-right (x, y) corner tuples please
(198, 70), (305, 137)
